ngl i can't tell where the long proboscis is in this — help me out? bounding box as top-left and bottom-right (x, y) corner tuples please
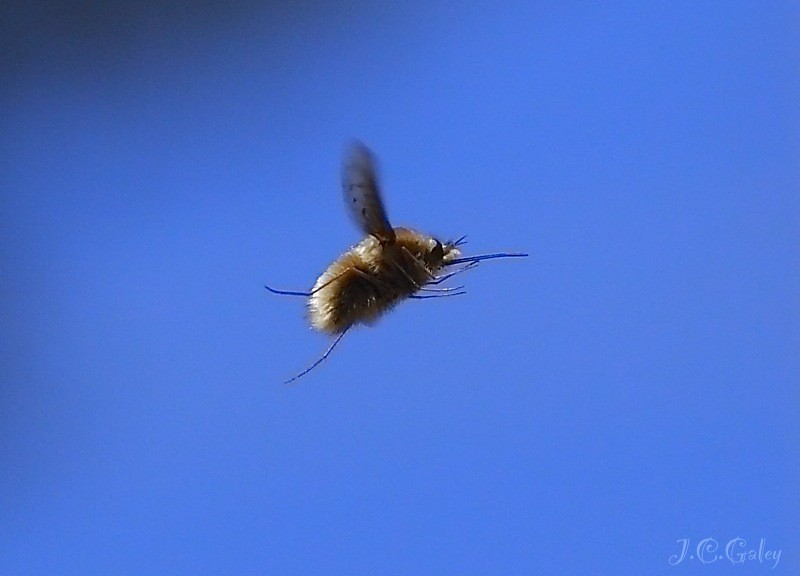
(446, 252), (528, 266)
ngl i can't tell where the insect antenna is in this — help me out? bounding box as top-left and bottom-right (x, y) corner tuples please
(284, 326), (351, 385)
(447, 252), (528, 266)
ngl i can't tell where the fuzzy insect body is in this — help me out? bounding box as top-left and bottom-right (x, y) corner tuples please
(308, 227), (461, 334)
(265, 141), (526, 383)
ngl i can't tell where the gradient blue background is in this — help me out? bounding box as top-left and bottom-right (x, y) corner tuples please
(2, 2), (798, 574)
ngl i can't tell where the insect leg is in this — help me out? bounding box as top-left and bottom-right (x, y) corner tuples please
(418, 284), (465, 293)
(265, 268), (351, 298)
(384, 253), (425, 291)
(399, 246), (437, 282)
(384, 251), (467, 300)
(426, 261), (479, 285)
(350, 267), (393, 292)
(284, 326), (351, 385)
(410, 291), (467, 299)
(264, 285), (312, 297)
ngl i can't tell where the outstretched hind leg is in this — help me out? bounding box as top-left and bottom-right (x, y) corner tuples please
(265, 268), (350, 298)
(284, 326), (351, 385)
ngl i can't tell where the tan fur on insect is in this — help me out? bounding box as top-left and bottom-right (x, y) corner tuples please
(309, 227), (461, 334)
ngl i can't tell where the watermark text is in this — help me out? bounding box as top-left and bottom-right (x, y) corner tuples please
(669, 538), (781, 568)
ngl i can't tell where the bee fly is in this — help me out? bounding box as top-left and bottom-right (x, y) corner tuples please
(266, 141), (527, 383)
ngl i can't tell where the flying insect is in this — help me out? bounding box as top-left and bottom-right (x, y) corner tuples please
(266, 141), (527, 383)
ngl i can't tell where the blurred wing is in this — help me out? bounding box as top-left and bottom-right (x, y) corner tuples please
(341, 141), (396, 244)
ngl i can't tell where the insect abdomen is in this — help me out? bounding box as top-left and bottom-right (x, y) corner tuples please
(307, 228), (441, 334)
(307, 257), (390, 335)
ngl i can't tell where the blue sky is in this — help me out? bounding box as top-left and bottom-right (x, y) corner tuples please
(1, 1), (798, 574)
